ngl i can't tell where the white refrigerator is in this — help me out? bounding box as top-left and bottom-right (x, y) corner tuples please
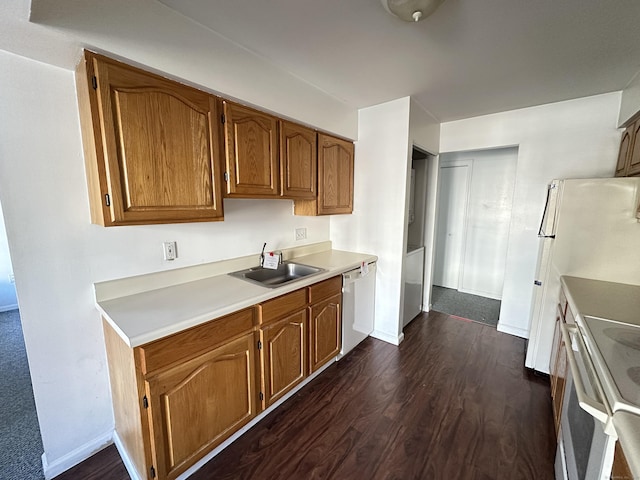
(525, 177), (640, 373)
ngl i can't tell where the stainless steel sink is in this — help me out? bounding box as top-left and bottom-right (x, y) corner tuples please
(229, 262), (326, 288)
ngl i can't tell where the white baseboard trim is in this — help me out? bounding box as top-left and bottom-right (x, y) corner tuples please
(497, 322), (529, 339)
(370, 329), (404, 346)
(42, 430), (113, 479)
(113, 431), (142, 480)
(0, 304), (18, 312)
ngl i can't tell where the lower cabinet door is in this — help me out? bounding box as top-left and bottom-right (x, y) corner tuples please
(145, 332), (257, 479)
(309, 293), (342, 373)
(260, 310), (307, 408)
(552, 340), (568, 438)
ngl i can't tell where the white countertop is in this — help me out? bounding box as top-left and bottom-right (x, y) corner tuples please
(561, 276), (640, 326)
(97, 249), (376, 347)
(561, 276), (640, 479)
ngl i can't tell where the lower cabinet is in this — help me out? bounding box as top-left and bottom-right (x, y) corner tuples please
(103, 275), (344, 480)
(309, 293), (342, 373)
(612, 441), (634, 480)
(550, 288), (571, 438)
(259, 310), (308, 407)
(145, 333), (257, 479)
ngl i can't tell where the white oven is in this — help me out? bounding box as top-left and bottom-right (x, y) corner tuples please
(555, 324), (616, 480)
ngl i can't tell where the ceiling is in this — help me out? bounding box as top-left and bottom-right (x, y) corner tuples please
(27, 0), (640, 122)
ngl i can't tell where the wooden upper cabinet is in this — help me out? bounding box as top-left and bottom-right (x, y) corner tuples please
(223, 102), (279, 197)
(280, 121), (316, 199)
(616, 119), (640, 178)
(615, 125), (633, 177)
(76, 51), (224, 226)
(627, 120), (640, 176)
(294, 133), (354, 215)
(317, 134), (354, 214)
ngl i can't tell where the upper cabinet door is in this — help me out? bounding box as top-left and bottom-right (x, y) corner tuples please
(280, 121), (316, 199)
(223, 102), (279, 197)
(77, 51), (224, 226)
(317, 133), (354, 215)
(627, 120), (640, 177)
(615, 124), (634, 177)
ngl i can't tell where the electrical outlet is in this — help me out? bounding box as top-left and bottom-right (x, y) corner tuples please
(295, 227), (307, 241)
(163, 241), (177, 261)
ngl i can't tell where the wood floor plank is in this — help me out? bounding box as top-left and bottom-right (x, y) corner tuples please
(54, 311), (555, 480)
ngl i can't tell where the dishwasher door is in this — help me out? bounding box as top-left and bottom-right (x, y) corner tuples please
(339, 261), (376, 358)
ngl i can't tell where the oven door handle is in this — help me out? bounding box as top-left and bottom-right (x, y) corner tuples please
(560, 324), (610, 425)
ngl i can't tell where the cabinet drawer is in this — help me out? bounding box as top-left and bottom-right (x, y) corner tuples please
(308, 275), (342, 303)
(259, 288), (307, 325)
(136, 307), (255, 375)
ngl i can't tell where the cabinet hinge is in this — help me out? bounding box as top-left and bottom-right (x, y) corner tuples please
(259, 392), (264, 401)
(104, 193), (111, 207)
(257, 340), (262, 350)
(91, 75), (97, 90)
(142, 395), (149, 409)
(224, 172), (229, 183)
(150, 465), (156, 478)
(221, 113), (226, 124)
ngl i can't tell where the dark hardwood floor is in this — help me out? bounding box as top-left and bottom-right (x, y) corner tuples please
(54, 311), (555, 480)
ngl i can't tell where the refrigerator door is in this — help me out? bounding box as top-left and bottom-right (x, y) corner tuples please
(527, 177), (640, 374)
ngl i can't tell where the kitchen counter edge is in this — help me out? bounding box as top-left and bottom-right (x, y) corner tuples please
(97, 249), (377, 348)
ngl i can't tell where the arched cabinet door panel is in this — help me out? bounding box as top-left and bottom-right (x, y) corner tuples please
(76, 50), (224, 226)
(280, 120), (316, 199)
(294, 132), (354, 216)
(223, 102), (279, 197)
(309, 292), (342, 373)
(145, 333), (257, 480)
(260, 310), (308, 407)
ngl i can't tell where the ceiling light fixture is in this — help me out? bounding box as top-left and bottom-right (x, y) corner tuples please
(381, 0), (445, 22)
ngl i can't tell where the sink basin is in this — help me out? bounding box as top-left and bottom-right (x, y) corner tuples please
(229, 262), (326, 288)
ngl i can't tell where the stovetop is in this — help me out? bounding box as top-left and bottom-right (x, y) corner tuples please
(581, 315), (640, 416)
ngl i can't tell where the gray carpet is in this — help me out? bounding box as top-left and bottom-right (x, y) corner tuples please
(0, 309), (44, 480)
(431, 286), (501, 327)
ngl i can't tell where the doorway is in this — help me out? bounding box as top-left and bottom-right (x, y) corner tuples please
(0, 199), (44, 479)
(403, 146), (430, 327)
(431, 147), (518, 327)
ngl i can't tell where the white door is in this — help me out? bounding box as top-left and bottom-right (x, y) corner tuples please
(458, 152), (516, 299)
(433, 162), (470, 289)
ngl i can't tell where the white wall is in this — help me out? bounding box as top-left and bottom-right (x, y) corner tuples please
(440, 92), (622, 338)
(0, 48), (335, 477)
(1, 0), (357, 140)
(331, 98), (411, 344)
(0, 201), (18, 311)
(409, 99), (440, 155)
(619, 71), (640, 126)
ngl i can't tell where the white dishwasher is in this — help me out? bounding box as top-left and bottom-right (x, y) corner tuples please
(339, 261), (376, 358)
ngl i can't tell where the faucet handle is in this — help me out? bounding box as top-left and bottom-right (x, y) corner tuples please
(260, 242), (267, 267)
